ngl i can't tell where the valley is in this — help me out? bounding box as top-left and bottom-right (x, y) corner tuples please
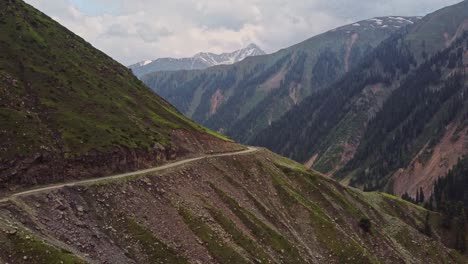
(1, 0), (467, 263)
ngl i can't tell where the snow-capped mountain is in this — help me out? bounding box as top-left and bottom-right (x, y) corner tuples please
(129, 43), (266, 78)
(332, 16), (422, 32)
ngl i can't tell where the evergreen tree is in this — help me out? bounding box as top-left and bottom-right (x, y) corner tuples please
(419, 187), (425, 204)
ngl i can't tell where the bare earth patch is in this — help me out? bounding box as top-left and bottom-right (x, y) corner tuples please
(210, 89), (224, 115)
(444, 19), (468, 47)
(304, 154), (318, 169)
(259, 66), (287, 92)
(392, 124), (468, 198)
(289, 83), (301, 105)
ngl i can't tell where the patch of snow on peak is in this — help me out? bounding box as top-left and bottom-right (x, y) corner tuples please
(352, 23), (360, 26)
(368, 18), (383, 25)
(389, 16), (414, 24)
(141, 60), (153, 66)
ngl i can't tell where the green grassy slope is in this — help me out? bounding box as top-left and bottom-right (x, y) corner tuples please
(0, 0), (234, 190)
(406, 0), (468, 60)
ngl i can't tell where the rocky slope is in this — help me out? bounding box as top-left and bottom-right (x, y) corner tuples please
(0, 149), (466, 263)
(129, 43), (266, 78)
(142, 16), (419, 142)
(253, 0), (468, 197)
(0, 0), (241, 193)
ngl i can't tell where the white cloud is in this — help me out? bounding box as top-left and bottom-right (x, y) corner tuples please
(24, 0), (462, 65)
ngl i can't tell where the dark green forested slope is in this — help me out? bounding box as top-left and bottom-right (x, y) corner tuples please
(432, 156), (468, 218)
(143, 17), (418, 142)
(252, 30), (416, 166)
(426, 156), (468, 253)
(0, 0), (235, 191)
(253, 1), (468, 181)
(339, 32), (468, 190)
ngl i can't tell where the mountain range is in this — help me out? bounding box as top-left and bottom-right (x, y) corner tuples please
(129, 43), (266, 78)
(253, 0), (468, 197)
(142, 16), (421, 143)
(0, 0), (467, 263)
(141, 1), (468, 201)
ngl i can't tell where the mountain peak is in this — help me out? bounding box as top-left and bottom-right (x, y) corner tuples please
(129, 44), (266, 77)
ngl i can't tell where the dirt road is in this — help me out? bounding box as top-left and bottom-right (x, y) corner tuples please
(0, 147), (258, 203)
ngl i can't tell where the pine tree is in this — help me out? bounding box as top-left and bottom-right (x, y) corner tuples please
(420, 187), (425, 204)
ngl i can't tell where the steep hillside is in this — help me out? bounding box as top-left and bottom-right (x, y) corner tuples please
(253, 1), (468, 194)
(129, 43), (266, 78)
(338, 32), (468, 195)
(0, 0), (241, 193)
(142, 17), (419, 142)
(0, 149), (465, 263)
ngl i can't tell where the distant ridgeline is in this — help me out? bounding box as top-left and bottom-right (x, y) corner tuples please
(129, 43), (266, 78)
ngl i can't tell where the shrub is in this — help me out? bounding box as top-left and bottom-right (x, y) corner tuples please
(359, 217), (371, 233)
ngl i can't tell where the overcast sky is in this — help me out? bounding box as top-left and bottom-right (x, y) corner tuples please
(25, 0), (462, 65)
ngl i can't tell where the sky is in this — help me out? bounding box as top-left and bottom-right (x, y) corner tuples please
(25, 0), (462, 65)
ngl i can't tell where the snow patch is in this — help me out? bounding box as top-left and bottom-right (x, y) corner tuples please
(368, 18), (383, 25)
(140, 60), (153, 66)
(389, 16), (414, 24)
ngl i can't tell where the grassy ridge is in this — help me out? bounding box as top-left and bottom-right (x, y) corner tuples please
(0, 0), (227, 160)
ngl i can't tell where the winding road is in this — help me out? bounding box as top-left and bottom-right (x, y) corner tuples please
(0, 147), (258, 203)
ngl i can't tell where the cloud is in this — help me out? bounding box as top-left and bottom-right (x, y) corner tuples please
(136, 23), (173, 43)
(24, 0), (462, 65)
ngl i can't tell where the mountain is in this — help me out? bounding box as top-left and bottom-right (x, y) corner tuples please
(0, 0), (241, 192)
(0, 1), (466, 263)
(142, 16), (420, 143)
(129, 43), (266, 78)
(338, 32), (468, 195)
(253, 0), (468, 198)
